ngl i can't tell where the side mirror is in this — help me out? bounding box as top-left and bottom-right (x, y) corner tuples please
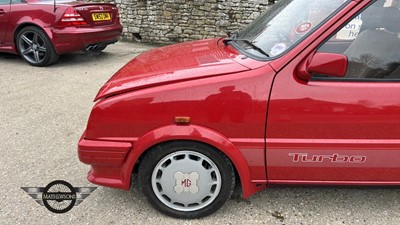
(297, 52), (348, 80)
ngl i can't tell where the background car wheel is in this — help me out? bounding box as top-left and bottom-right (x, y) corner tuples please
(16, 26), (59, 67)
(138, 141), (235, 219)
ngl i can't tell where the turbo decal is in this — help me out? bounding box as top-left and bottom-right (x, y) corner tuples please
(289, 153), (367, 163)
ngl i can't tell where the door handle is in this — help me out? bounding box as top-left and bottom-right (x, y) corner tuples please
(0, 9), (5, 15)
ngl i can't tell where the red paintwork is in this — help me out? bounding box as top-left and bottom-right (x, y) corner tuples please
(0, 0), (122, 55)
(85, 50), (274, 197)
(78, 0), (400, 199)
(95, 38), (251, 101)
(78, 136), (132, 166)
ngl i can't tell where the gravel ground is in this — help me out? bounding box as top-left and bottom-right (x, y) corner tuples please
(1, 41), (399, 225)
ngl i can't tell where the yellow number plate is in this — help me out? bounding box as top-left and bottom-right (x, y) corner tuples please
(92, 13), (111, 21)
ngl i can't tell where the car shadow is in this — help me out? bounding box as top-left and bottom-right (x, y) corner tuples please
(0, 52), (21, 61)
(0, 50), (140, 68)
(96, 185), (400, 223)
(55, 51), (114, 66)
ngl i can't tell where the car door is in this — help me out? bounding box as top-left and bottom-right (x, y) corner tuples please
(0, 0), (10, 45)
(266, 0), (400, 183)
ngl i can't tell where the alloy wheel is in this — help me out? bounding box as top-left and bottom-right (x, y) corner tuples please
(18, 30), (48, 65)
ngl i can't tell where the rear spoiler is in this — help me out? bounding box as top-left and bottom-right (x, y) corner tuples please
(53, 0), (93, 13)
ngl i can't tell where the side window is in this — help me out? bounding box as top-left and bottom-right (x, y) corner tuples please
(0, 0), (10, 5)
(314, 0), (400, 80)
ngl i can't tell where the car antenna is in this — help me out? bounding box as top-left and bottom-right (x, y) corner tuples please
(54, 0), (56, 13)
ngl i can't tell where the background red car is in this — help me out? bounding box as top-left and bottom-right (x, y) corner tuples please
(0, 0), (122, 66)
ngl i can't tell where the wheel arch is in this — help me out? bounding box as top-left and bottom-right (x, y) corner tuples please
(13, 22), (52, 46)
(122, 124), (260, 198)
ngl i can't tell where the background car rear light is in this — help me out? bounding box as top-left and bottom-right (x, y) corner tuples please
(113, 7), (120, 19)
(59, 7), (88, 26)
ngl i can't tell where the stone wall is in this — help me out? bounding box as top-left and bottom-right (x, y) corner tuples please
(95, 0), (273, 45)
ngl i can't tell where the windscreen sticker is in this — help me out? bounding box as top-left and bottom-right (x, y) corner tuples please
(270, 43), (287, 56)
(295, 22), (313, 34)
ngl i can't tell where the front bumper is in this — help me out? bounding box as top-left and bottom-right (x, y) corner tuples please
(78, 133), (132, 190)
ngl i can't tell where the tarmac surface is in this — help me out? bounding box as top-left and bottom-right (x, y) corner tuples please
(0, 41), (399, 225)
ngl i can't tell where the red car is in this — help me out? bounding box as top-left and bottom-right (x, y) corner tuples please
(0, 0), (122, 66)
(78, 0), (400, 218)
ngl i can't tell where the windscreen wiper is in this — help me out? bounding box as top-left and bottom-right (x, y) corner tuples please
(223, 38), (269, 57)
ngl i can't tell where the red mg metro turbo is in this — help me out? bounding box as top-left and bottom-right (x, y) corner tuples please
(78, 0), (400, 218)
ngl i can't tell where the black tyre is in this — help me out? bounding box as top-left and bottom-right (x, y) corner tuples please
(16, 26), (59, 67)
(138, 141), (235, 219)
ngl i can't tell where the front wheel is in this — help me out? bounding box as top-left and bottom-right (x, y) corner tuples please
(138, 141), (235, 218)
(16, 26), (59, 67)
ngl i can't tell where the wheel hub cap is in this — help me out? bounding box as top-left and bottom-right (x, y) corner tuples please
(151, 151), (222, 211)
(174, 172), (199, 194)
